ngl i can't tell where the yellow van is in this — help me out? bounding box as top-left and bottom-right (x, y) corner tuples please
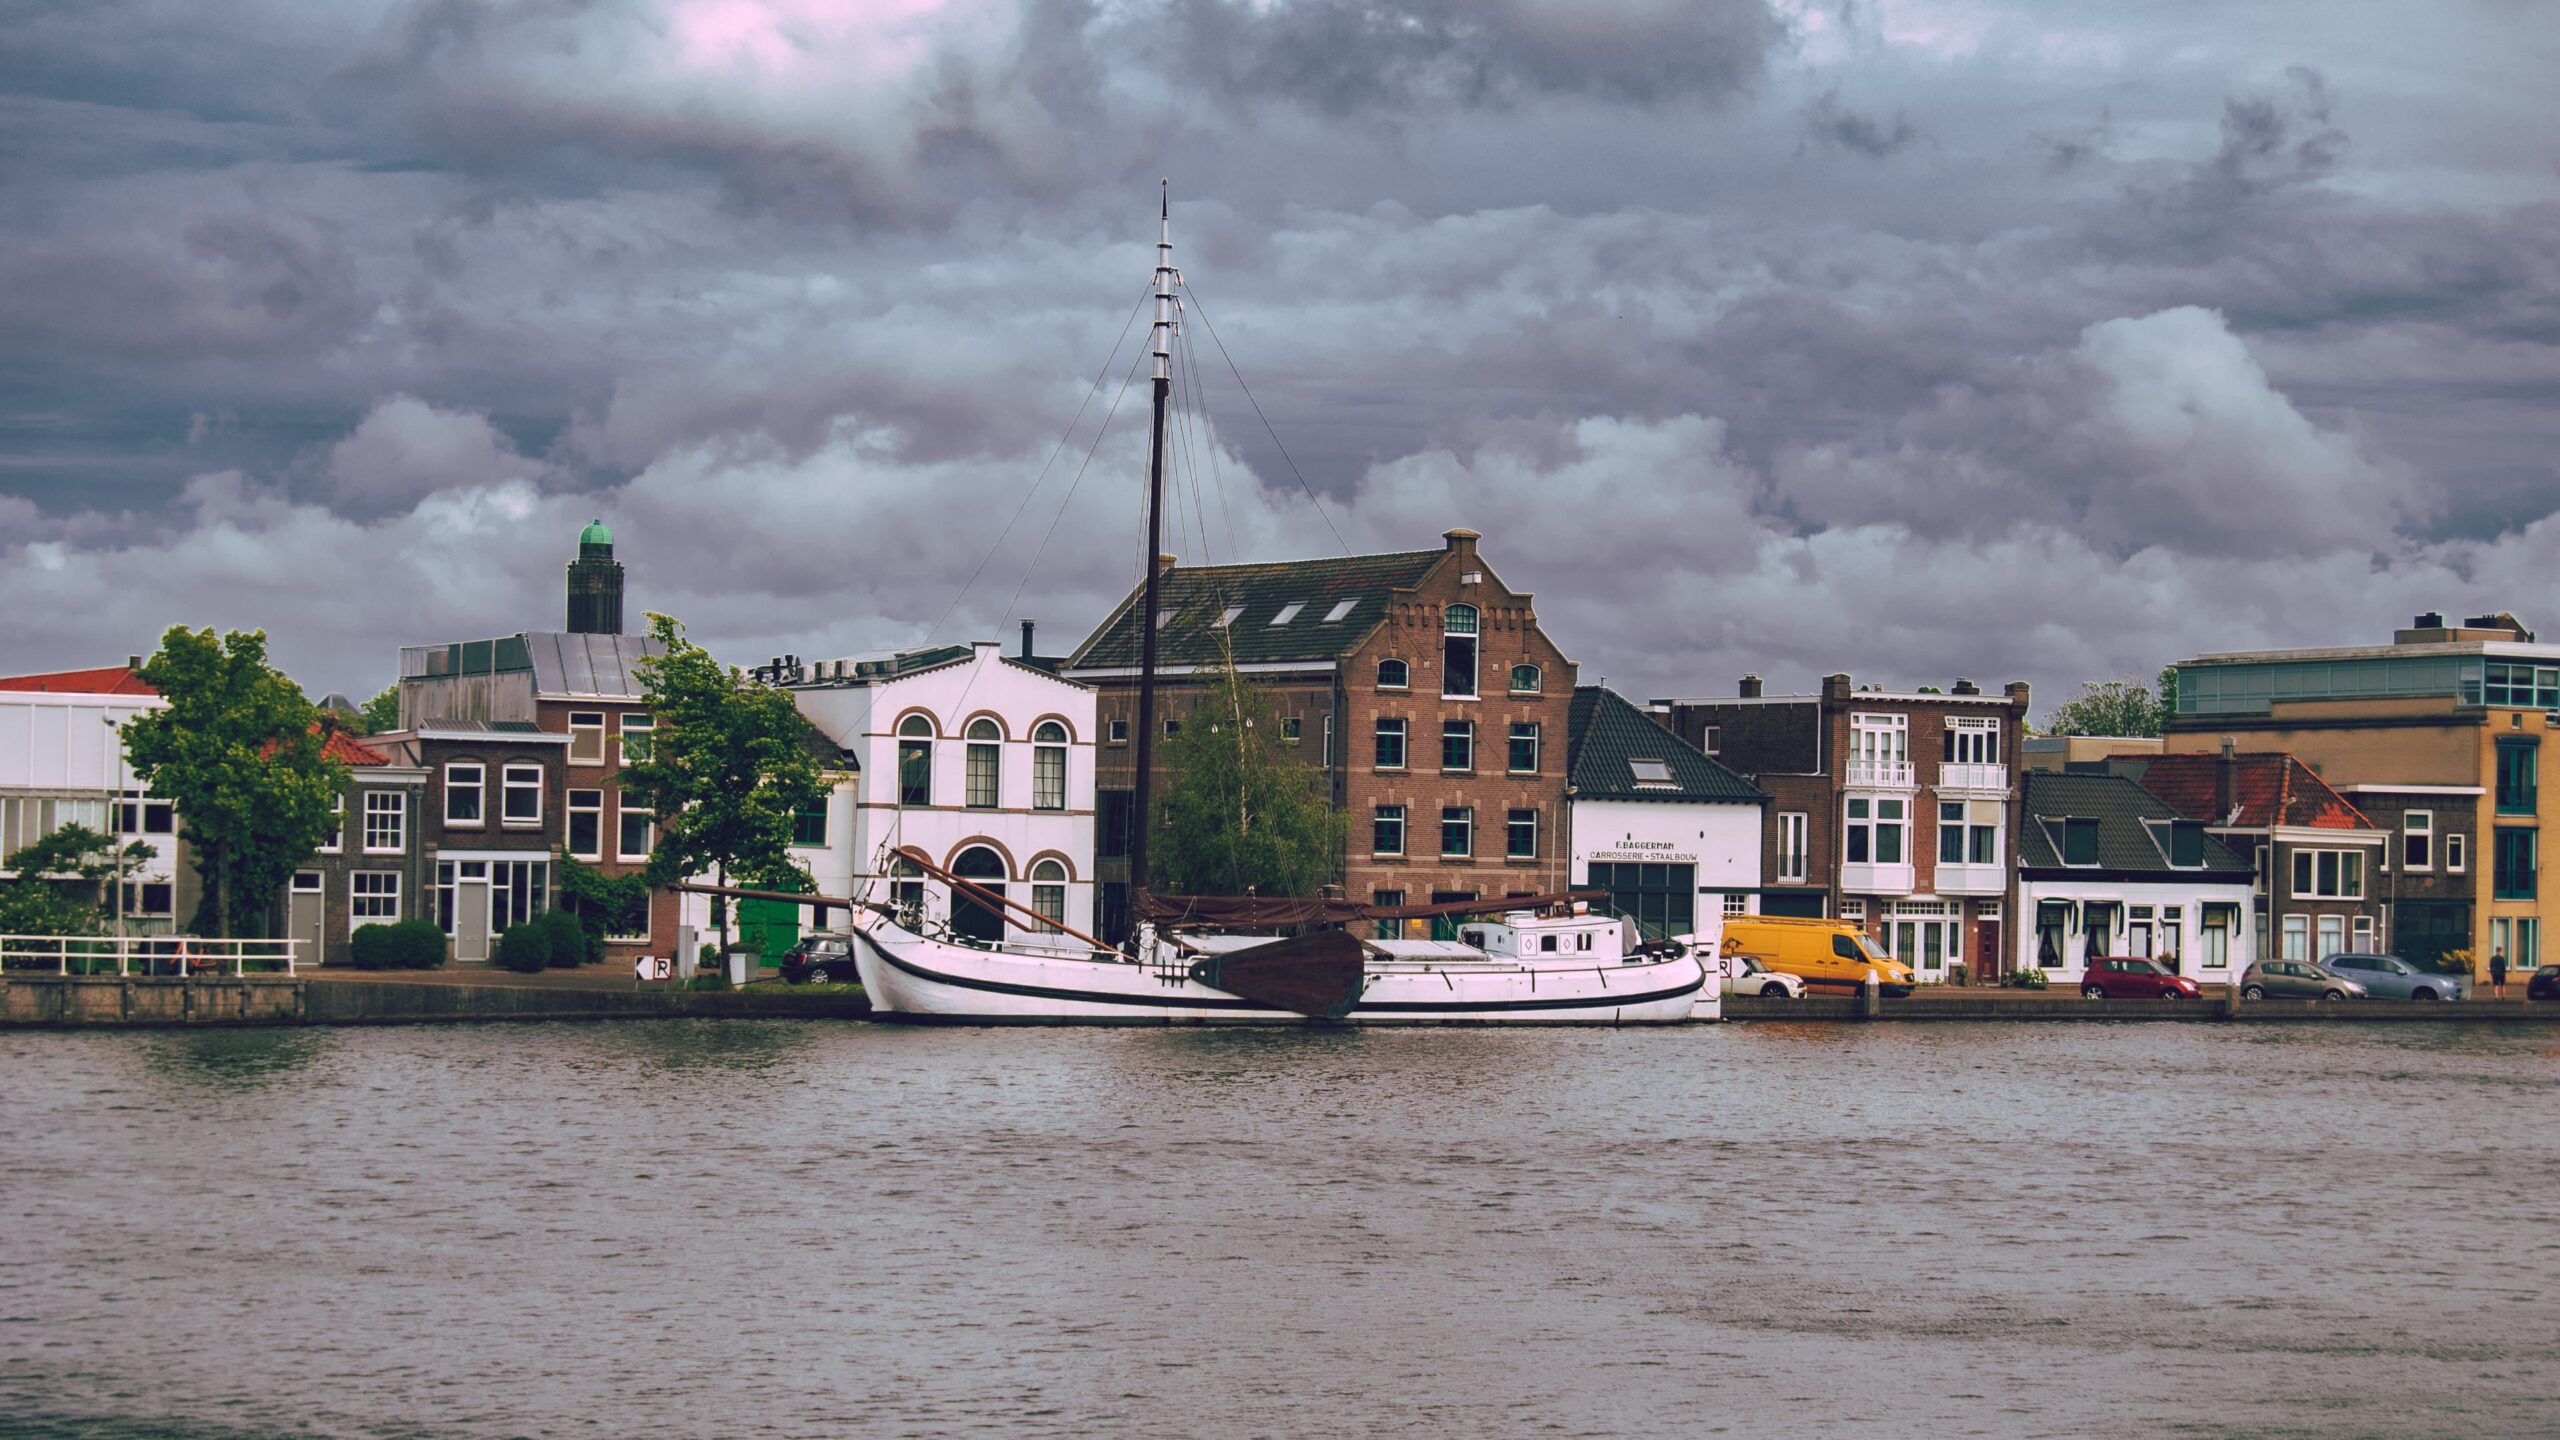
(1720, 917), (1917, 996)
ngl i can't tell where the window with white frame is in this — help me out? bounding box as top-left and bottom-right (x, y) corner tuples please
(1938, 799), (2002, 864)
(1505, 808), (1538, 859)
(362, 790), (407, 853)
(1507, 722), (1539, 774)
(1944, 716), (1999, 765)
(568, 712), (605, 764)
(1440, 719), (1473, 772)
(618, 715), (654, 764)
(502, 764), (542, 826)
(1030, 858), (1067, 933)
(1106, 718), (1128, 745)
(2403, 810), (2433, 871)
(114, 791), (175, 836)
(1701, 726), (1721, 756)
(1849, 713), (1909, 774)
(1845, 797), (1906, 864)
(568, 789), (603, 860)
(618, 808), (655, 860)
(1373, 804), (1406, 856)
(1032, 721), (1068, 811)
(2200, 903), (2238, 968)
(1374, 716), (1407, 770)
(2352, 914), (2376, 948)
(1377, 658), (1409, 689)
(320, 794), (344, 853)
(2281, 914), (2310, 960)
(965, 718), (1001, 808)
(351, 871), (401, 927)
(444, 762), (484, 825)
(1442, 605), (1479, 698)
(1722, 892), (1749, 917)
(1441, 806), (1473, 857)
(1777, 812), (1808, 882)
(2447, 832), (2468, 873)
(2290, 848), (2366, 899)
(1839, 899), (1866, 923)
(1510, 663), (1542, 694)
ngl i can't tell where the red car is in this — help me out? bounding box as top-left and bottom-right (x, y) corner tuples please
(2080, 956), (2202, 1000)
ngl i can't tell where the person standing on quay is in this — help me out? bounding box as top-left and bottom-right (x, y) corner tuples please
(2489, 948), (2509, 999)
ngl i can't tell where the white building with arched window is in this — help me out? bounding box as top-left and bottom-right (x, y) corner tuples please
(756, 639), (1097, 947)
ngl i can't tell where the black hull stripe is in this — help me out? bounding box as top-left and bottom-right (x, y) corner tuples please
(863, 940), (1704, 1016)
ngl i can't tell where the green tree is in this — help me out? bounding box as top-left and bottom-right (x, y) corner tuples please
(358, 684), (401, 734)
(0, 824), (153, 937)
(1149, 665), (1344, 897)
(2043, 674), (2170, 737)
(617, 614), (828, 948)
(123, 627), (346, 937)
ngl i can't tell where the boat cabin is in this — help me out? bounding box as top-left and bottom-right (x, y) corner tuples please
(1445, 910), (1627, 962)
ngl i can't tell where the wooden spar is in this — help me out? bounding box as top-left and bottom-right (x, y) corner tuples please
(1129, 183), (1174, 901)
(669, 881), (872, 917)
(889, 845), (1118, 955)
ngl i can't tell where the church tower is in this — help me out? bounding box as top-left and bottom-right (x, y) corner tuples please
(565, 518), (625, 635)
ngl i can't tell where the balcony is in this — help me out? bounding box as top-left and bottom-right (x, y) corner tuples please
(1935, 861), (2006, 895)
(1846, 760), (1916, 788)
(1938, 762), (2009, 793)
(1840, 861), (1916, 896)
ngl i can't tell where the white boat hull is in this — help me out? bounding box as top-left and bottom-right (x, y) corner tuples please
(849, 917), (1705, 1025)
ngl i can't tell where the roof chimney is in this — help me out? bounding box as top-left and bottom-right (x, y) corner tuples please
(1739, 674), (1763, 699)
(1822, 672), (1852, 701)
(2216, 736), (2239, 823)
(1952, 678), (1980, 696)
(1442, 527), (1481, 558)
(127, 654), (142, 671)
(1020, 619), (1036, 659)
(2414, 611), (2444, 630)
(1155, 553), (1178, 577)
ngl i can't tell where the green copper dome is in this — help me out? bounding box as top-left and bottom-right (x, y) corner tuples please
(578, 517), (613, 547)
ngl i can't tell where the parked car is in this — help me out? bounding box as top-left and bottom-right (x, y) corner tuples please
(2240, 959), (2367, 1001)
(2527, 965), (2560, 1002)
(1723, 954), (1805, 999)
(779, 932), (858, 985)
(1720, 917), (1918, 996)
(2079, 956), (2201, 1000)
(2320, 952), (2468, 1001)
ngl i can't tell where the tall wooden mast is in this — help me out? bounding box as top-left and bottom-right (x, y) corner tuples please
(1129, 182), (1175, 904)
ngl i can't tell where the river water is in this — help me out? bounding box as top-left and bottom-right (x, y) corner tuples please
(3, 1020), (2554, 1439)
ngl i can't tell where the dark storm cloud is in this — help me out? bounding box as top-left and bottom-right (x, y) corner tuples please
(2, 0), (2558, 712)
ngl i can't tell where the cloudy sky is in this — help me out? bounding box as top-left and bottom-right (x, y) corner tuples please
(4, 0), (2555, 714)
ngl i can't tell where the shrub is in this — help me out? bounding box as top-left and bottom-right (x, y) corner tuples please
(2005, 968), (2049, 990)
(682, 971), (730, 992)
(538, 907), (594, 968)
(494, 921), (551, 973)
(347, 919), (446, 971)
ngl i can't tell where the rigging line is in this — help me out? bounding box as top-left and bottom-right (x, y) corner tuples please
(920, 280), (1154, 647)
(1182, 284), (1352, 558)
(1168, 328), (1215, 570)
(1179, 311), (1240, 567)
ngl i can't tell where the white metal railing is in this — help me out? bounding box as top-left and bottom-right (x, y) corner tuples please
(0, 935), (301, 977)
(1939, 762), (2009, 791)
(1847, 760), (1916, 788)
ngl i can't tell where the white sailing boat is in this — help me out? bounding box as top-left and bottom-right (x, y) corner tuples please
(847, 195), (1707, 1025)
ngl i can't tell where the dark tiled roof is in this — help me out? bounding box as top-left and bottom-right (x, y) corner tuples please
(2133, 753), (2376, 831)
(1065, 550), (1445, 670)
(1567, 687), (1765, 804)
(2021, 771), (2252, 875)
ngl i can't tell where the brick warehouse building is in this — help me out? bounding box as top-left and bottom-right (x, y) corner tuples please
(1063, 529), (1576, 938)
(1654, 672), (2030, 984)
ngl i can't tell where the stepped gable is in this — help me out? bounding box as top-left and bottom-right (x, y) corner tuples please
(1066, 549), (1445, 670)
(2134, 752), (2373, 830)
(1566, 686), (1764, 803)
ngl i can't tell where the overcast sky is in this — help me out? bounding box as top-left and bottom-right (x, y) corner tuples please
(4, 0), (2556, 714)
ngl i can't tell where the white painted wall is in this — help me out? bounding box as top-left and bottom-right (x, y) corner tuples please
(1568, 798), (1763, 947)
(682, 642), (1100, 949)
(2015, 876), (2257, 984)
(0, 690), (182, 904)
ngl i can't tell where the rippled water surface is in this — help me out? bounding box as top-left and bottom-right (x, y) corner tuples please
(4, 1020), (2556, 1439)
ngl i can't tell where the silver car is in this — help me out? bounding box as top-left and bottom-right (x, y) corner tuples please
(2320, 952), (2468, 1001)
(1723, 954), (1805, 999)
(2240, 959), (2368, 1001)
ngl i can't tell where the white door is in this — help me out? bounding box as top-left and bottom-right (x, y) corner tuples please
(455, 881), (492, 962)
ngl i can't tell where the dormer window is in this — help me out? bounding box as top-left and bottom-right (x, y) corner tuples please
(1376, 658), (1409, 689)
(1325, 599), (1357, 622)
(1270, 603), (1304, 625)
(2060, 817), (2099, 867)
(1442, 604), (1479, 698)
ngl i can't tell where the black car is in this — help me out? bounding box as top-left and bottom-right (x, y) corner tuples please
(780, 933), (858, 985)
(2528, 965), (2560, 1002)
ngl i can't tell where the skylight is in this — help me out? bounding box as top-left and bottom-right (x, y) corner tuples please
(1628, 758), (1677, 788)
(1324, 599), (1358, 622)
(1214, 606), (1244, 628)
(1270, 603), (1304, 626)
(1155, 608), (1176, 629)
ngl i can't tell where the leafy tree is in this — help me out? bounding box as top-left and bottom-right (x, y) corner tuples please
(358, 684), (401, 734)
(618, 614), (828, 948)
(2043, 673), (2172, 737)
(0, 824), (153, 937)
(123, 627), (346, 937)
(1149, 665), (1344, 897)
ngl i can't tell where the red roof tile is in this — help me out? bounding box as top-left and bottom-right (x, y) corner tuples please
(2138, 753), (2375, 831)
(0, 665), (157, 696)
(320, 730), (392, 766)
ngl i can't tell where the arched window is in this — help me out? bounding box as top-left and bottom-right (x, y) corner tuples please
(965, 718), (1001, 809)
(1442, 604), (1479, 698)
(951, 845), (1007, 945)
(1032, 721), (1068, 811)
(1030, 858), (1068, 933)
(1510, 663), (1542, 694)
(1376, 658), (1409, 689)
(897, 716), (933, 806)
